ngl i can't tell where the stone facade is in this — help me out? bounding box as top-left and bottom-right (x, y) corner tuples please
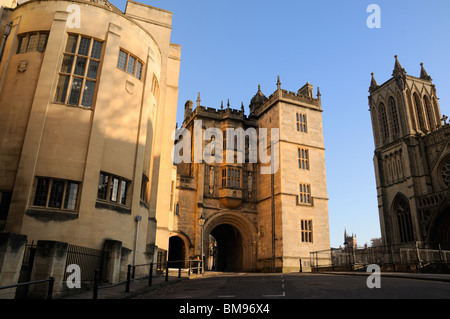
(169, 78), (330, 272)
(369, 56), (450, 249)
(0, 0), (180, 276)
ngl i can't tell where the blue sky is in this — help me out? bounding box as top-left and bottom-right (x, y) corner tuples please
(111, 0), (450, 248)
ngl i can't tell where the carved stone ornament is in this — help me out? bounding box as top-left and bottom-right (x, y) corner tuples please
(125, 80), (134, 94)
(18, 59), (29, 72)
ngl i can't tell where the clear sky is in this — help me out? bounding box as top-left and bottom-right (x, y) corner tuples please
(111, 0), (450, 248)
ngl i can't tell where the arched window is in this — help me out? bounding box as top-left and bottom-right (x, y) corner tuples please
(433, 98), (441, 127)
(392, 194), (414, 243)
(413, 93), (426, 132)
(389, 97), (400, 136)
(423, 95), (434, 131)
(379, 102), (389, 141)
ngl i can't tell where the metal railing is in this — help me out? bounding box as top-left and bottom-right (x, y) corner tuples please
(64, 244), (104, 282)
(310, 241), (450, 272)
(0, 277), (55, 299)
(91, 259), (203, 299)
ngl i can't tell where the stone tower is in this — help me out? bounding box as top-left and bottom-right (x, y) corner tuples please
(170, 77), (330, 272)
(368, 56), (450, 248)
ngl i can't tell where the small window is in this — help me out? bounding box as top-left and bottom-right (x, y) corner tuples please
(221, 167), (241, 189)
(32, 177), (79, 211)
(298, 183), (311, 204)
(296, 113), (307, 133)
(97, 172), (130, 206)
(16, 32), (49, 54)
(301, 219), (313, 243)
(298, 148), (309, 170)
(140, 174), (149, 203)
(117, 49), (144, 80)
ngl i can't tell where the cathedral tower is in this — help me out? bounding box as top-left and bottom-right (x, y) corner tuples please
(369, 56), (450, 248)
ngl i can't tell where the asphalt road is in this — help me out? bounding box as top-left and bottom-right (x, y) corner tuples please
(132, 272), (450, 299)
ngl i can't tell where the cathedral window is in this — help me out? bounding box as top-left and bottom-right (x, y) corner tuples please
(379, 102), (389, 140)
(54, 34), (103, 108)
(296, 113), (307, 133)
(423, 96), (434, 131)
(300, 219), (313, 243)
(388, 97), (400, 136)
(298, 148), (309, 170)
(413, 93), (426, 132)
(32, 177), (79, 211)
(441, 158), (450, 188)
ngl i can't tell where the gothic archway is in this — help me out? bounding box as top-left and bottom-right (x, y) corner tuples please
(429, 201), (450, 250)
(203, 211), (257, 272)
(392, 193), (415, 243)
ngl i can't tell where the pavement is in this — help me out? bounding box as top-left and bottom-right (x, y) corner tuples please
(60, 270), (197, 299)
(59, 270), (450, 299)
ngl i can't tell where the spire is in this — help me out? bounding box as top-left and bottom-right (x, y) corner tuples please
(276, 75), (281, 90)
(227, 99), (230, 109)
(420, 63), (432, 81)
(197, 92), (201, 107)
(220, 100), (223, 110)
(392, 55), (406, 78)
(369, 72), (379, 93)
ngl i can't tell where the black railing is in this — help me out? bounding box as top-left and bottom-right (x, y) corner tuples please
(91, 259), (203, 299)
(0, 277), (55, 299)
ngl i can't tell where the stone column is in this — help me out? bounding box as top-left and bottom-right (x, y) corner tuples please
(0, 232), (27, 299)
(29, 240), (68, 298)
(103, 239), (122, 284)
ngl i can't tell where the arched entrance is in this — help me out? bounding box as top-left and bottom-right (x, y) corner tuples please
(209, 224), (243, 272)
(429, 207), (450, 250)
(203, 211), (257, 272)
(168, 236), (186, 268)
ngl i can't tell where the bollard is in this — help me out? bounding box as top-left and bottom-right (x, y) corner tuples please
(93, 269), (99, 300)
(148, 262), (153, 286)
(125, 264), (131, 292)
(165, 262), (169, 282)
(47, 277), (55, 299)
(178, 263), (182, 278)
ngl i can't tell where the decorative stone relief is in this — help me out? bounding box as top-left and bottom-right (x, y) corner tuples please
(18, 60), (29, 72)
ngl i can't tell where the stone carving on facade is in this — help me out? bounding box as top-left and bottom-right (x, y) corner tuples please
(248, 172), (253, 199)
(17, 59), (29, 72)
(209, 165), (215, 195)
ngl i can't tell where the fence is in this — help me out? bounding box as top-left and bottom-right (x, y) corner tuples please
(311, 242), (450, 272)
(92, 259), (203, 299)
(63, 244), (104, 283)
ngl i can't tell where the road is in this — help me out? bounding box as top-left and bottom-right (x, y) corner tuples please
(132, 272), (450, 299)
